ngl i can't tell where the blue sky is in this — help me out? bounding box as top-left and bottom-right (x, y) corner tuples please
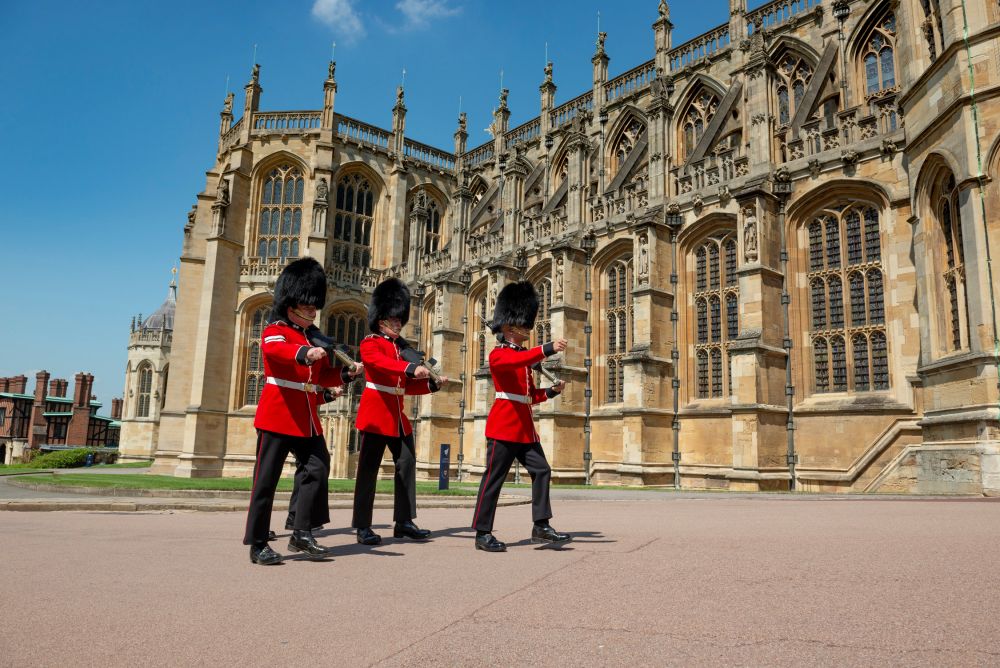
(0, 0), (762, 408)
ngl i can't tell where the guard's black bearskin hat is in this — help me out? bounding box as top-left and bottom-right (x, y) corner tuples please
(368, 278), (411, 333)
(490, 281), (539, 334)
(270, 257), (327, 323)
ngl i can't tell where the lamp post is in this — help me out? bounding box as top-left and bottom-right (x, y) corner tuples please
(773, 174), (797, 490)
(512, 250), (529, 484)
(456, 269), (472, 482)
(580, 230), (598, 484)
(411, 282), (427, 465)
(665, 207), (683, 488)
(832, 0), (850, 109)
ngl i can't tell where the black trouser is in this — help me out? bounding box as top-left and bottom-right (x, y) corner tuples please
(351, 429), (417, 528)
(286, 455), (305, 527)
(472, 439), (553, 532)
(243, 430), (330, 545)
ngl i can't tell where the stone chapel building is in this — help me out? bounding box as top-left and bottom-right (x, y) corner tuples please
(119, 0), (1000, 494)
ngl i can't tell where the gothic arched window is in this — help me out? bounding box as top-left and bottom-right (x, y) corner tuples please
(693, 234), (739, 399)
(861, 13), (897, 96)
(938, 174), (970, 352)
(609, 117), (645, 182)
(333, 173), (375, 268)
(807, 204), (889, 393)
(326, 310), (366, 357)
(775, 54), (813, 127)
(136, 362), (153, 418)
(408, 191), (444, 256)
(257, 165), (303, 260)
(681, 91), (720, 159)
(244, 306), (269, 405)
(605, 257), (634, 403)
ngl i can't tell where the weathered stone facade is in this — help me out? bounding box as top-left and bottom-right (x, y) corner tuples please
(129, 0), (1000, 494)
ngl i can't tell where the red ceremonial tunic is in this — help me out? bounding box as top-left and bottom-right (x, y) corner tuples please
(485, 341), (556, 443)
(356, 334), (435, 437)
(253, 320), (347, 437)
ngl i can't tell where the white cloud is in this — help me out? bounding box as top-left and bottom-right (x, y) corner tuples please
(312, 0), (366, 42)
(395, 0), (461, 30)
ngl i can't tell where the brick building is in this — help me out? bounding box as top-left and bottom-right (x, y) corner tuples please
(0, 372), (122, 464)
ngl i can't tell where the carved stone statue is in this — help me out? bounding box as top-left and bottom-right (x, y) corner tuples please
(597, 31), (607, 54)
(638, 232), (650, 281)
(396, 85), (405, 105)
(544, 61), (553, 83)
(743, 208), (759, 263)
(251, 63), (260, 82)
(489, 276), (498, 311)
(223, 92), (234, 114)
(555, 256), (565, 300)
(458, 111), (467, 132)
(328, 60), (336, 80)
(415, 189), (427, 210)
(658, 0), (670, 19)
(435, 290), (444, 327)
(215, 178), (230, 206)
(499, 88), (509, 109)
(315, 177), (329, 204)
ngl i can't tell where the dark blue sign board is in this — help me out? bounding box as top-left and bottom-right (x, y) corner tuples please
(439, 443), (451, 490)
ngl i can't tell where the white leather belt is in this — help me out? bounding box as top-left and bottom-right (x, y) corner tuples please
(366, 381), (405, 396)
(266, 377), (324, 393)
(495, 392), (531, 404)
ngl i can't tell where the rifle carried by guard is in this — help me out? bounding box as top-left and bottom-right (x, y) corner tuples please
(305, 330), (361, 374)
(479, 316), (564, 387)
(396, 338), (445, 385)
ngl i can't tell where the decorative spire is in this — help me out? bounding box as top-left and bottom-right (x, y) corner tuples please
(659, 0), (669, 19)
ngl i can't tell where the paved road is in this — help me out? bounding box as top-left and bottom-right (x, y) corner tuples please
(3, 496), (999, 666)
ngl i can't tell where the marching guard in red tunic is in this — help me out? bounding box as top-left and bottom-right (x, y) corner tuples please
(352, 278), (447, 545)
(472, 281), (571, 552)
(243, 257), (363, 565)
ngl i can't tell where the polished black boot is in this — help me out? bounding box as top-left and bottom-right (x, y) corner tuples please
(356, 527), (382, 546)
(285, 516), (324, 531)
(474, 532), (507, 552)
(287, 530), (330, 559)
(393, 520), (431, 540)
(531, 524), (571, 544)
(250, 543), (282, 565)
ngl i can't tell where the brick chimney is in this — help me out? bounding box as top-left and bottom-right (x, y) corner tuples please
(0, 377), (8, 393)
(72, 372), (87, 407)
(111, 398), (123, 420)
(67, 373), (95, 446)
(27, 371), (51, 448)
(49, 378), (69, 398)
(10, 376), (28, 394)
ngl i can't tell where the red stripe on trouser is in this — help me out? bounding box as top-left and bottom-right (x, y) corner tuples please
(244, 431), (265, 539)
(472, 439), (498, 529)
